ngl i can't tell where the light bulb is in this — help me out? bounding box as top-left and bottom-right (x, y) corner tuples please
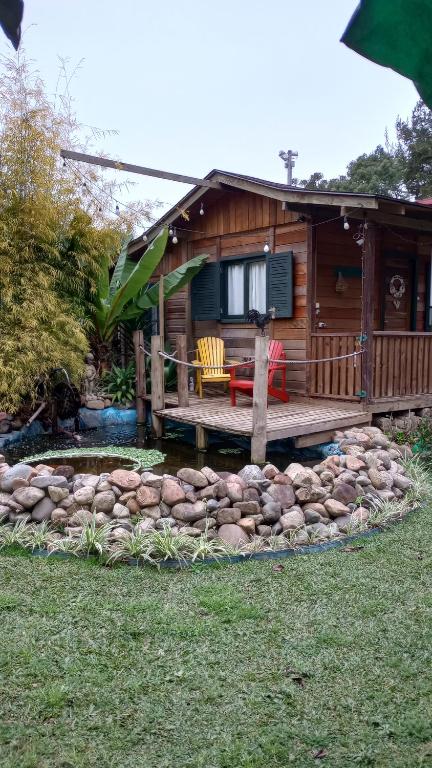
(115, 204), (120, 215)
(263, 241), (270, 253)
(343, 216), (350, 230)
(142, 233), (148, 242)
(199, 202), (204, 216)
(168, 226), (174, 236)
(356, 237), (364, 247)
(172, 235), (178, 245)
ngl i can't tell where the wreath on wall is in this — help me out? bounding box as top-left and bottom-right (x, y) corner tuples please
(389, 274), (406, 309)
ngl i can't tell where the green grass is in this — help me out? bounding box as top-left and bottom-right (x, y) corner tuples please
(0, 508), (431, 767)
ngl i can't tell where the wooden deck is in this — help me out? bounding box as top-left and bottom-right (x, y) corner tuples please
(151, 393), (371, 451)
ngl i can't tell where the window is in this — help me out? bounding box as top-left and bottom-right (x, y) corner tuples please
(223, 257), (266, 320)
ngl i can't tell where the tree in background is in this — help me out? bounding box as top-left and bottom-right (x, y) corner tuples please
(0, 55), (153, 412)
(297, 100), (432, 200)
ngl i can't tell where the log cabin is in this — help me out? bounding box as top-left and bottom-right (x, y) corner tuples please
(129, 170), (432, 457)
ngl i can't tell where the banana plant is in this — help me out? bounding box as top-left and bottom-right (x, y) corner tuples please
(93, 227), (207, 342)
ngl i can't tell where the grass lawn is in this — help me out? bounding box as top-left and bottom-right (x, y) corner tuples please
(0, 509), (431, 767)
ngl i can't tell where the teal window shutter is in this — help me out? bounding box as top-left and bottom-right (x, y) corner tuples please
(267, 251), (293, 318)
(191, 262), (221, 321)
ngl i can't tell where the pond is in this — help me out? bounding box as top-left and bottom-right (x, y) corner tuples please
(3, 418), (323, 475)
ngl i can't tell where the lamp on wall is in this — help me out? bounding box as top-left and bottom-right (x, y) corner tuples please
(263, 241), (270, 253)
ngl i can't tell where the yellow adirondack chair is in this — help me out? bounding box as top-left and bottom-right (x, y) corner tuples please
(192, 337), (233, 399)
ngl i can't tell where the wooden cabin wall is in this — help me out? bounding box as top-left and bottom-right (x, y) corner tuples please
(155, 189), (310, 393)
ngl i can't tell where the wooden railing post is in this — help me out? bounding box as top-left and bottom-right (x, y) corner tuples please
(158, 275), (164, 343)
(251, 335), (269, 464)
(133, 329), (146, 425)
(151, 335), (165, 437)
(362, 222), (376, 403)
(176, 334), (189, 407)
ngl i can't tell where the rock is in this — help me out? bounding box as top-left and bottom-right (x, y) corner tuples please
(31, 474), (68, 489)
(136, 485), (161, 508)
(257, 524), (272, 538)
(200, 466), (220, 485)
(10, 477), (29, 490)
(161, 478), (186, 506)
(1, 464), (34, 492)
(303, 506), (321, 524)
(324, 499), (351, 518)
(140, 471), (163, 488)
(280, 509), (305, 531)
(136, 518), (155, 533)
(392, 474), (412, 491)
(93, 511), (111, 527)
(142, 506), (161, 521)
(243, 487), (260, 503)
(295, 485), (327, 504)
(119, 490), (136, 503)
(159, 501), (172, 517)
(292, 529), (309, 546)
(12, 486), (45, 509)
(397, 444), (413, 460)
(368, 467), (387, 490)
(48, 486), (69, 503)
(206, 499), (219, 513)
(156, 517), (177, 530)
(193, 517), (216, 531)
(332, 482), (358, 505)
(345, 456), (366, 472)
(107, 469), (141, 491)
(303, 502), (327, 517)
(9, 511), (31, 524)
(185, 491), (197, 503)
(214, 480), (229, 499)
(233, 501), (260, 515)
(112, 503), (130, 519)
(110, 527), (130, 542)
(263, 463), (279, 479)
(238, 465), (265, 484)
(196, 483), (219, 500)
(92, 491), (116, 514)
(334, 514), (353, 533)
(96, 480), (112, 493)
(268, 483), (296, 508)
(218, 523), (249, 548)
(51, 508), (69, 526)
(79, 474), (101, 489)
(285, 463), (320, 487)
(127, 498), (141, 516)
(374, 489), (395, 502)
(52, 464), (75, 480)
(177, 468), (208, 488)
(178, 526), (201, 538)
(273, 473), (292, 485)
(70, 508), (94, 526)
(171, 501), (207, 523)
(306, 522), (330, 539)
(58, 496), (76, 511)
(217, 508), (241, 525)
(225, 483), (243, 503)
(73, 486), (95, 506)
(237, 517), (256, 535)
(371, 434), (390, 449)
(352, 507), (369, 524)
(0, 504), (10, 520)
(271, 521), (283, 536)
(261, 502), (282, 523)
(31, 497), (56, 522)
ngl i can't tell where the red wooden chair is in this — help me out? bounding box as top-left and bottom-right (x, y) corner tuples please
(229, 340), (289, 406)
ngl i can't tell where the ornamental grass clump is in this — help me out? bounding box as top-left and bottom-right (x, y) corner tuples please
(50, 517), (113, 558)
(107, 531), (153, 566)
(0, 521), (29, 550)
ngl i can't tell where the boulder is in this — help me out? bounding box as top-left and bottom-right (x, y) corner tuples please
(193, 517), (216, 531)
(70, 509), (94, 526)
(112, 503), (130, 519)
(1, 464), (34, 492)
(0, 504), (10, 520)
(51, 508), (69, 526)
(52, 465), (75, 480)
(142, 505), (161, 521)
(12, 486), (45, 509)
(237, 517), (256, 535)
(303, 506), (321, 524)
(136, 518), (155, 533)
(10, 477), (29, 490)
(140, 471), (163, 488)
(306, 522), (331, 539)
(257, 524), (272, 538)
(295, 485), (327, 504)
(161, 478), (186, 506)
(261, 502), (282, 523)
(217, 508), (241, 525)
(273, 473), (292, 485)
(127, 498), (141, 516)
(178, 526), (201, 538)
(200, 466), (220, 485)
(352, 507), (369, 524)
(136, 485), (161, 508)
(268, 483), (296, 508)
(243, 487), (260, 503)
(280, 509), (305, 531)
(368, 467), (387, 490)
(47, 486), (69, 504)
(334, 514), (353, 533)
(292, 529), (309, 546)
(324, 499), (351, 518)
(196, 483), (219, 500)
(74, 486), (95, 506)
(156, 517), (177, 530)
(107, 469), (141, 491)
(218, 523), (249, 548)
(285, 463), (320, 487)
(31, 497), (56, 522)
(332, 482), (358, 505)
(225, 483), (243, 503)
(177, 468), (208, 488)
(392, 474), (412, 491)
(233, 501), (260, 515)
(345, 456), (366, 472)
(31, 474), (68, 489)
(238, 465), (265, 484)
(171, 501), (207, 523)
(262, 463), (279, 480)
(92, 491), (116, 514)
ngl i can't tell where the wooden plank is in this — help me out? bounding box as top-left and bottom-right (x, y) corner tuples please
(362, 223), (376, 402)
(339, 335), (348, 397)
(133, 330), (146, 425)
(176, 334), (189, 407)
(295, 429), (345, 448)
(196, 425), (208, 451)
(323, 336), (331, 395)
(151, 335), (165, 437)
(251, 335), (268, 463)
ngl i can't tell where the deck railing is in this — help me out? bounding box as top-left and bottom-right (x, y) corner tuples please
(373, 332), (432, 399)
(310, 333), (362, 400)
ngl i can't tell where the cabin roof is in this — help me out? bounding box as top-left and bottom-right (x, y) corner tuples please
(130, 168), (432, 253)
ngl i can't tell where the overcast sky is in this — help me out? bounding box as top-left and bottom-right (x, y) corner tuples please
(4, 0), (418, 215)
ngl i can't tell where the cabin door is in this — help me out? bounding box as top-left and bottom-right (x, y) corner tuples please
(382, 255), (415, 331)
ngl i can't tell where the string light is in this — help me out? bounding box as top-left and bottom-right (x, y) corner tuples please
(168, 226), (174, 236)
(263, 241), (270, 253)
(199, 202), (204, 216)
(343, 215), (350, 230)
(172, 228), (178, 245)
(142, 233), (148, 242)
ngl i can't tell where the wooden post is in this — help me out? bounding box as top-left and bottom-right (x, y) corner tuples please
(362, 221), (376, 404)
(176, 334), (189, 407)
(151, 335), (165, 437)
(251, 335), (269, 464)
(133, 330), (146, 425)
(158, 275), (165, 343)
(196, 425), (208, 452)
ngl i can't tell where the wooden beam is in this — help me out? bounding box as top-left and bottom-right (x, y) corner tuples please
(158, 275), (165, 344)
(196, 425), (208, 452)
(60, 149), (221, 189)
(362, 223), (377, 404)
(151, 335), (165, 437)
(251, 335), (269, 463)
(176, 334), (189, 408)
(350, 209), (432, 232)
(133, 330), (146, 425)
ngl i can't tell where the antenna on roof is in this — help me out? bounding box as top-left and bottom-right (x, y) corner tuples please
(279, 149), (298, 186)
